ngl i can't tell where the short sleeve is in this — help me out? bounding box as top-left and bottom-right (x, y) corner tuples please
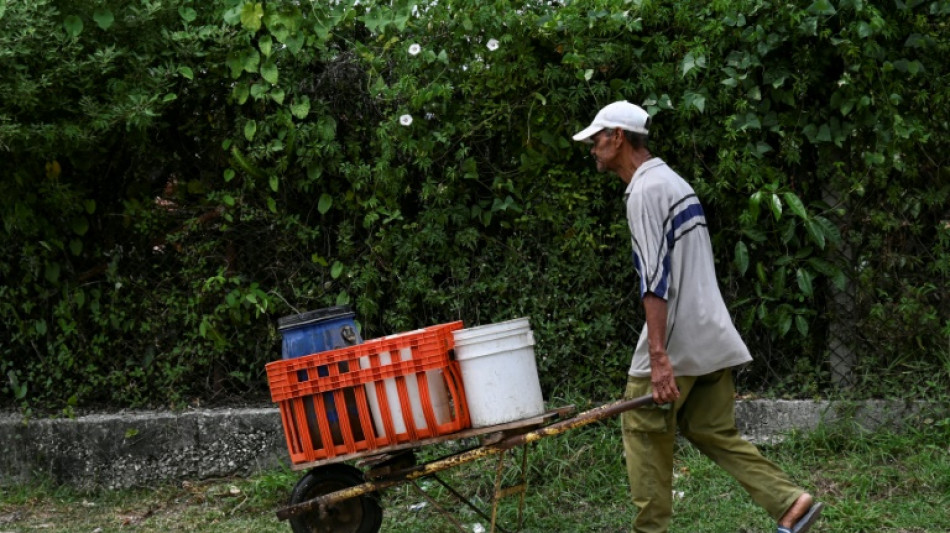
(626, 180), (671, 300)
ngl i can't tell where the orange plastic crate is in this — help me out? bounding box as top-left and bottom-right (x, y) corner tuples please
(266, 321), (471, 465)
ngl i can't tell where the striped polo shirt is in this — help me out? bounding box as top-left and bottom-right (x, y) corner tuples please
(624, 158), (752, 378)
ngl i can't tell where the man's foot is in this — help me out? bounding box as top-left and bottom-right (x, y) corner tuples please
(778, 493), (824, 533)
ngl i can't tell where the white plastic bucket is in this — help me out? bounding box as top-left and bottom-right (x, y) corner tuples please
(453, 318), (545, 427)
(360, 337), (453, 437)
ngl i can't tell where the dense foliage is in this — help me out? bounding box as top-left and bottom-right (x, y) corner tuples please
(1, 0), (948, 412)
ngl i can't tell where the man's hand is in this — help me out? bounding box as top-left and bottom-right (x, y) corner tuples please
(643, 293), (680, 405)
(649, 347), (680, 404)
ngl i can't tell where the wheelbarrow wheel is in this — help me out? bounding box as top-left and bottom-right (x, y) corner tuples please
(289, 464), (383, 533)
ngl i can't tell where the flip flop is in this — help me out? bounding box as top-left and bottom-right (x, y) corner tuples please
(777, 502), (825, 533)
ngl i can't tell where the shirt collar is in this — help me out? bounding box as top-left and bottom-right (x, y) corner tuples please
(624, 157), (666, 197)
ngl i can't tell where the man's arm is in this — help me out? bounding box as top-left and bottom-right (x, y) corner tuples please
(643, 293), (680, 404)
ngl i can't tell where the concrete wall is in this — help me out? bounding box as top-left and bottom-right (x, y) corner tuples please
(0, 408), (286, 490)
(0, 399), (933, 490)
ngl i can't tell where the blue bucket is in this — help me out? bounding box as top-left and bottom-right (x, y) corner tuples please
(277, 306), (366, 449)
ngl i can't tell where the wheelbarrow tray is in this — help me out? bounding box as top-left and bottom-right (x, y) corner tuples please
(287, 406), (575, 472)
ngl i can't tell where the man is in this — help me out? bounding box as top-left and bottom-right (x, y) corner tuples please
(573, 101), (824, 533)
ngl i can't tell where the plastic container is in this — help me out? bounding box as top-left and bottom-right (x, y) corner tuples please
(277, 306), (362, 358)
(452, 317), (545, 427)
(276, 307), (365, 454)
(267, 322), (471, 466)
(360, 337), (453, 437)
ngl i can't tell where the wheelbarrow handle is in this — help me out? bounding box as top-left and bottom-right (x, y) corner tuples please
(496, 394), (655, 450)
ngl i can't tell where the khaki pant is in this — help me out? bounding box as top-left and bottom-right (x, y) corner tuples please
(621, 369), (802, 533)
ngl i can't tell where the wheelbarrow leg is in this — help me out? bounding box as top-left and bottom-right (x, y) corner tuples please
(490, 445), (529, 533)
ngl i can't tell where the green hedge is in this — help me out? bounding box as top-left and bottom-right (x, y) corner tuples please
(2, 0), (948, 412)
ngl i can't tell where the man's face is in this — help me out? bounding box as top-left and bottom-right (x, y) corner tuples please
(589, 128), (620, 173)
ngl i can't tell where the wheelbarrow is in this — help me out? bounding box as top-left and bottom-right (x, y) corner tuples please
(275, 394), (656, 533)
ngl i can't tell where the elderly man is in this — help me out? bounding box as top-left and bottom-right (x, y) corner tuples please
(573, 101), (823, 533)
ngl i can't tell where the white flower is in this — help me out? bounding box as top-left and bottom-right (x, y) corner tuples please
(399, 114), (413, 126)
(486, 38), (499, 51)
(408, 43), (421, 56)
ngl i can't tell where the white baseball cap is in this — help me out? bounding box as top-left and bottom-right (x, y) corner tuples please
(572, 100), (651, 142)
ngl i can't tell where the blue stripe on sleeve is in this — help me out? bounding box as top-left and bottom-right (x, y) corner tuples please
(650, 201), (707, 299)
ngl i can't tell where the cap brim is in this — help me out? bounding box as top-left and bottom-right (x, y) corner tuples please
(572, 124), (603, 143)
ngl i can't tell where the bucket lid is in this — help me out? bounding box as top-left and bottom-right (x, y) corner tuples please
(452, 317), (531, 343)
(277, 306), (355, 330)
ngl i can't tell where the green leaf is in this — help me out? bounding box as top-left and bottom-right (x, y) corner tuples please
(162, 93), (178, 103)
(177, 66), (194, 80)
(269, 175), (279, 192)
(250, 82), (268, 100)
(223, 169), (235, 182)
(814, 216), (841, 245)
(93, 9), (114, 30)
(267, 197), (277, 213)
(782, 192), (808, 219)
(259, 34), (273, 56)
(796, 268), (814, 298)
(35, 320), (48, 335)
(45, 263), (60, 283)
(330, 261), (344, 279)
(64, 15), (83, 37)
(770, 194), (783, 220)
(795, 315), (809, 337)
(243, 49), (261, 73)
(240, 2), (264, 32)
(291, 97), (311, 119)
(73, 289), (85, 308)
(683, 91), (706, 113)
(774, 267), (787, 297)
(735, 241), (749, 275)
(804, 219), (826, 249)
(233, 83), (250, 104)
(178, 7), (197, 23)
(72, 217), (89, 236)
(318, 193), (333, 214)
(748, 191), (763, 220)
(807, 0), (837, 16)
(284, 32), (305, 55)
(69, 239), (83, 256)
(260, 60), (278, 84)
(362, 10), (385, 33)
(244, 120), (257, 141)
(778, 310), (792, 337)
(681, 52), (705, 76)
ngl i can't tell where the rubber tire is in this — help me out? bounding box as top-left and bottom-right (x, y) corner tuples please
(288, 464), (383, 533)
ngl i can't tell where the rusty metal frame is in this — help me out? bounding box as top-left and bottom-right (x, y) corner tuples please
(275, 394), (655, 529)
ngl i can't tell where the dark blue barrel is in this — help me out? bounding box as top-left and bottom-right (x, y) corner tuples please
(277, 306), (366, 449)
(277, 306), (363, 358)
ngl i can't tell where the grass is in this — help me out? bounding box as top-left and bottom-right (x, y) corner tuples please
(1, 406), (948, 533)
